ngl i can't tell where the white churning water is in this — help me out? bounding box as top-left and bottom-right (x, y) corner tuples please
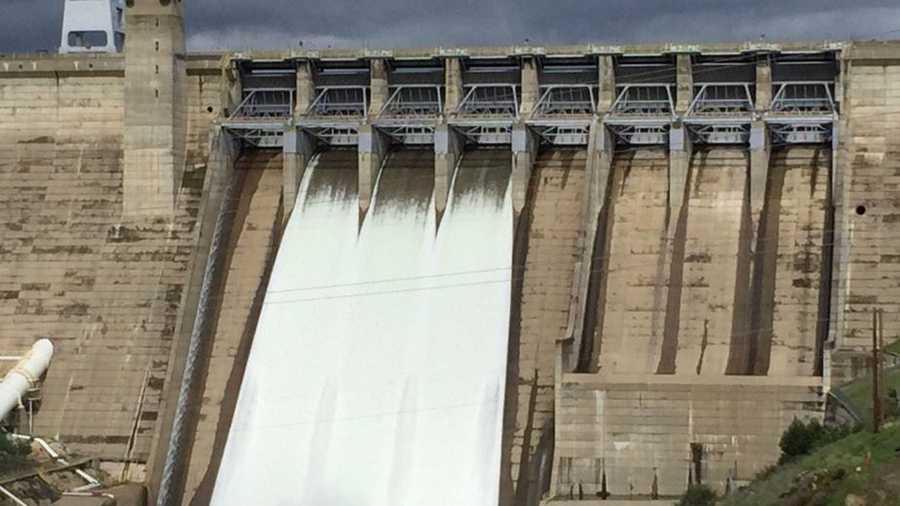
(211, 150), (513, 506)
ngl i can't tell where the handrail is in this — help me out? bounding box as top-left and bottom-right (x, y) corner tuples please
(533, 85), (596, 116)
(227, 88), (294, 121)
(379, 85), (444, 118)
(306, 86), (369, 119)
(609, 84), (675, 117)
(456, 84), (519, 118)
(771, 82), (835, 114)
(687, 83), (754, 116)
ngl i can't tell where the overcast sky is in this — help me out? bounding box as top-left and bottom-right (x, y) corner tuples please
(1, 0), (900, 53)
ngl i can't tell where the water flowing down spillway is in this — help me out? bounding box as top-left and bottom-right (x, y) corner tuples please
(211, 148), (513, 505)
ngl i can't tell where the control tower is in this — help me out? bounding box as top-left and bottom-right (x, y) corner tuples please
(59, 0), (126, 53)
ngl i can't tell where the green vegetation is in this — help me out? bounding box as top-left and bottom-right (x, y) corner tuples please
(885, 339), (900, 355)
(679, 484), (717, 506)
(723, 422), (900, 506)
(778, 418), (855, 464)
(0, 434), (31, 474)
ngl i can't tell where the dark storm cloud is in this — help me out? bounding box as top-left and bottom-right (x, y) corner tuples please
(2, 0), (900, 53)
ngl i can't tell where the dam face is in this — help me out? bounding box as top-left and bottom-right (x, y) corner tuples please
(2, 4), (900, 503)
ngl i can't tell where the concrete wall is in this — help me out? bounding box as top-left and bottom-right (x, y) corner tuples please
(591, 148), (671, 374)
(830, 42), (900, 382)
(506, 149), (587, 503)
(0, 72), (178, 461)
(0, 54), (220, 467)
(553, 374), (824, 498)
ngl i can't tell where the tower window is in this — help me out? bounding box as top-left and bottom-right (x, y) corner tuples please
(68, 31), (108, 49)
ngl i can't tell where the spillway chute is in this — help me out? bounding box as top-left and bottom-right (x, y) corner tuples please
(211, 148), (513, 505)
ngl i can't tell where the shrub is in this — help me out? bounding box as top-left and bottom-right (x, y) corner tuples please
(778, 418), (852, 464)
(0, 434), (31, 472)
(679, 484), (717, 506)
(779, 418), (816, 462)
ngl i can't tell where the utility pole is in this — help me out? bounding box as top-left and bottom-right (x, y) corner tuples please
(879, 308), (887, 422)
(872, 309), (882, 433)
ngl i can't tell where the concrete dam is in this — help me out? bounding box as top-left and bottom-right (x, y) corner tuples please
(1, 1), (900, 505)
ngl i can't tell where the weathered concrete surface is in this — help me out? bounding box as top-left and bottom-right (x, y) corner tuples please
(830, 43), (900, 382)
(0, 72), (211, 461)
(670, 147), (747, 377)
(753, 147), (831, 378)
(181, 151), (284, 506)
(591, 148), (671, 374)
(553, 373), (824, 498)
(506, 149), (586, 504)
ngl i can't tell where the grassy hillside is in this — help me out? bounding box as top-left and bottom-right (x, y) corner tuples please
(722, 423), (900, 505)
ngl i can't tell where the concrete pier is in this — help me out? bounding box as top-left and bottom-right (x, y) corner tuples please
(123, 0), (186, 216)
(434, 124), (463, 218)
(282, 127), (315, 219)
(358, 125), (389, 217)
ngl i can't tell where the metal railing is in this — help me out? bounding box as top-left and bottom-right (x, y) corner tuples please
(532, 85), (596, 117)
(770, 122), (833, 144)
(228, 88), (294, 121)
(607, 123), (669, 145)
(609, 84), (675, 117)
(687, 83), (754, 116)
(687, 123), (751, 144)
(456, 84), (519, 118)
(771, 82), (835, 115)
(379, 85), (444, 118)
(306, 86), (369, 119)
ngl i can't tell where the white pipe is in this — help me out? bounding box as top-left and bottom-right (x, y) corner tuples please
(63, 491), (116, 500)
(0, 485), (28, 506)
(0, 339), (53, 421)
